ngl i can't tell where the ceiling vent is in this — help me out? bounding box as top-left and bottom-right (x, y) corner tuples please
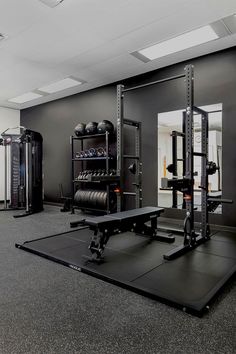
(220, 14), (236, 35)
(39, 0), (64, 8)
(0, 33), (6, 42)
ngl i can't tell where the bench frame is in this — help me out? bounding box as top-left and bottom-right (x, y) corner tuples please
(73, 207), (175, 261)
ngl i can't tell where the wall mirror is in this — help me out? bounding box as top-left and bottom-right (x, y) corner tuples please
(157, 103), (222, 213)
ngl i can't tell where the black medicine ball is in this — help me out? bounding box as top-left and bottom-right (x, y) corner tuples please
(74, 123), (85, 136)
(85, 122), (98, 135)
(97, 120), (114, 134)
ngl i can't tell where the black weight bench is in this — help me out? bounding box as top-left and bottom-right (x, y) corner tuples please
(82, 207), (175, 261)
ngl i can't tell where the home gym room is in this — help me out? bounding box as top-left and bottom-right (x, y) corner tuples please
(0, 1), (236, 353)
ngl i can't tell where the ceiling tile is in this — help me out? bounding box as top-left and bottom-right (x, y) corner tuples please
(205, 0), (236, 17)
(0, 0), (50, 37)
(5, 23), (105, 64)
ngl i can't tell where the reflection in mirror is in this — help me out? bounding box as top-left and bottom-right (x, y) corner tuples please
(157, 104), (222, 213)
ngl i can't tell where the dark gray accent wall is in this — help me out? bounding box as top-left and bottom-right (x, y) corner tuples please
(21, 47), (236, 226)
(21, 87), (117, 202)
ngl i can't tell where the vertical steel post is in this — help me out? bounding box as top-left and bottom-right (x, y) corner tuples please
(4, 140), (8, 209)
(172, 133), (178, 208)
(105, 131), (109, 174)
(182, 112), (186, 209)
(70, 136), (75, 213)
(135, 122), (142, 208)
(201, 112), (210, 238)
(117, 85), (124, 211)
(105, 131), (110, 213)
(185, 65), (195, 241)
(25, 137), (30, 213)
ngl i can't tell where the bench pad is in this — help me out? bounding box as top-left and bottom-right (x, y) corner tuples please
(85, 206), (164, 229)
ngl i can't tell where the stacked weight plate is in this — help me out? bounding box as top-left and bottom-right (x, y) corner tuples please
(74, 190), (108, 210)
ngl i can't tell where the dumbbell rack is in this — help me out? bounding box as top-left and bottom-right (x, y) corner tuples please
(70, 131), (117, 214)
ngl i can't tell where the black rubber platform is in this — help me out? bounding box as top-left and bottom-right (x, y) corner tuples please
(16, 228), (236, 316)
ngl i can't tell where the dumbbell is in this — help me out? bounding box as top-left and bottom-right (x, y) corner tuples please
(88, 148), (97, 157)
(77, 172), (83, 180)
(78, 151), (86, 158)
(96, 147), (106, 157)
(86, 170), (93, 179)
(109, 169), (116, 176)
(80, 172), (85, 180)
(83, 171), (89, 180)
(83, 150), (89, 158)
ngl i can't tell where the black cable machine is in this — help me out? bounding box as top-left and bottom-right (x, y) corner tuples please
(0, 126), (43, 217)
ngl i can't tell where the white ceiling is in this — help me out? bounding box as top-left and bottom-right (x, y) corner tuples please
(0, 0), (236, 110)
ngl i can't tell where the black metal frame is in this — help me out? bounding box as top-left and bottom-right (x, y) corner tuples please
(117, 72), (186, 212)
(117, 65), (232, 260)
(83, 207), (174, 262)
(70, 132), (114, 214)
(169, 128), (186, 208)
(117, 87), (143, 211)
(116, 108), (142, 212)
(163, 67), (212, 259)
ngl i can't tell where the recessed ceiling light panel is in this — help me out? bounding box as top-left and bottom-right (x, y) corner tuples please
(38, 77), (84, 94)
(132, 25), (219, 62)
(8, 92), (43, 104)
(39, 0), (64, 8)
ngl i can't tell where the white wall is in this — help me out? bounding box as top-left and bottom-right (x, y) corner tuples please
(0, 107), (20, 200)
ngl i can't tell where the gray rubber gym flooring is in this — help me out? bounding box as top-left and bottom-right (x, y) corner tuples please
(0, 205), (235, 354)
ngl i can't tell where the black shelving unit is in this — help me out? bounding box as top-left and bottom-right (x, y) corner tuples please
(70, 131), (116, 214)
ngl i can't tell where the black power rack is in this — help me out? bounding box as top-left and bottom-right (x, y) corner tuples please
(70, 131), (118, 214)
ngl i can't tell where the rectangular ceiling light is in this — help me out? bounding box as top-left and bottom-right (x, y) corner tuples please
(38, 77), (83, 94)
(8, 92), (43, 104)
(134, 25), (219, 61)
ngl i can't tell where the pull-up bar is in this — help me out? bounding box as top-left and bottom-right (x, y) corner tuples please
(122, 73), (185, 93)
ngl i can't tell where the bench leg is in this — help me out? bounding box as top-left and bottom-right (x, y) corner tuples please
(151, 217), (157, 231)
(135, 217), (175, 243)
(86, 229), (111, 262)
